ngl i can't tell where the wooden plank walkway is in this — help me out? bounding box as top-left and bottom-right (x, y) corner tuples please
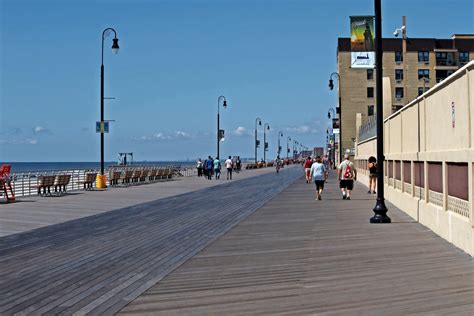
(0, 166), (279, 237)
(121, 174), (474, 315)
(0, 166), (301, 315)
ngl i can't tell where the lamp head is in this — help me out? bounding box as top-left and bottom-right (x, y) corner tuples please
(328, 79), (334, 90)
(223, 100), (227, 108)
(327, 111), (331, 119)
(266, 125), (270, 130)
(112, 38), (120, 54)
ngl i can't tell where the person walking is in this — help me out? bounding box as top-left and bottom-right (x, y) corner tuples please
(236, 156), (241, 173)
(338, 153), (357, 200)
(275, 156), (282, 173)
(367, 156), (377, 194)
(213, 157), (221, 180)
(196, 158), (203, 177)
(205, 156), (213, 180)
(311, 156), (328, 200)
(225, 156), (233, 180)
(304, 157), (313, 183)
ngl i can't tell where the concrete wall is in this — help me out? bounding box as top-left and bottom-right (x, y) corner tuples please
(355, 61), (474, 256)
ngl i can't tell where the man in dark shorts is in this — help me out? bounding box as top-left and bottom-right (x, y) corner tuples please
(338, 153), (357, 200)
(310, 156), (328, 200)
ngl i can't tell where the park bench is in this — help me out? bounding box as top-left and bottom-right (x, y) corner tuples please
(139, 169), (149, 182)
(122, 170), (133, 184)
(33, 175), (56, 196)
(131, 169), (141, 183)
(81, 172), (97, 190)
(109, 170), (122, 186)
(148, 169), (157, 181)
(156, 168), (165, 180)
(53, 174), (71, 195)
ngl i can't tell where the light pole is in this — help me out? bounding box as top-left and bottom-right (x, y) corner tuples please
(287, 136), (291, 160)
(263, 123), (270, 163)
(370, 0), (391, 223)
(329, 72), (342, 165)
(217, 95), (227, 159)
(255, 117), (262, 163)
(99, 27), (120, 187)
(277, 131), (283, 157)
(328, 107), (336, 167)
(293, 140), (298, 160)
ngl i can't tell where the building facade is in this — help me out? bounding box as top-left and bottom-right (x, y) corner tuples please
(337, 34), (474, 158)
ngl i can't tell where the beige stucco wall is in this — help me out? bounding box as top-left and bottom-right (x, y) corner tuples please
(355, 61), (474, 256)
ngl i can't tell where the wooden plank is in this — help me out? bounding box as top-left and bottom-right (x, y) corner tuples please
(120, 175), (474, 315)
(0, 167), (301, 314)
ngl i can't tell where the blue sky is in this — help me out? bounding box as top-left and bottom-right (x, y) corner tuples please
(1, 0), (473, 162)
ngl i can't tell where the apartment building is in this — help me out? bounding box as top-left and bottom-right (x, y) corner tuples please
(336, 34), (474, 156)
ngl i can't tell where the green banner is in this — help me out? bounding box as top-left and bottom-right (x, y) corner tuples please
(350, 16), (374, 52)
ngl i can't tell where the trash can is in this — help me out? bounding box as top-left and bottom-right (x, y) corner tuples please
(96, 174), (107, 189)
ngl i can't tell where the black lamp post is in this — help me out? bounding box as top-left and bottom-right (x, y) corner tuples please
(293, 140), (298, 160)
(329, 72), (342, 165)
(263, 123), (270, 163)
(255, 117), (262, 163)
(287, 136), (291, 160)
(100, 28), (120, 178)
(217, 96), (227, 159)
(277, 131), (283, 156)
(370, 0), (391, 223)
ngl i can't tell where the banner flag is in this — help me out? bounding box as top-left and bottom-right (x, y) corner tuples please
(350, 16), (375, 68)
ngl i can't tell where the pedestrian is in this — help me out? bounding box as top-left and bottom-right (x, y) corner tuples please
(338, 153), (357, 200)
(205, 156), (213, 180)
(236, 156), (241, 173)
(311, 156), (328, 200)
(225, 156), (233, 180)
(322, 155), (330, 173)
(275, 155), (282, 173)
(367, 156), (377, 194)
(213, 156), (221, 180)
(196, 158), (203, 177)
(304, 156), (313, 183)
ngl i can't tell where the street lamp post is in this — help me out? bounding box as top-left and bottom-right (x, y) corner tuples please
(217, 95), (227, 159)
(255, 118), (262, 163)
(329, 72), (342, 165)
(277, 131), (283, 157)
(99, 27), (120, 184)
(263, 123), (270, 163)
(370, 0), (391, 223)
(293, 140), (298, 160)
(287, 136), (291, 160)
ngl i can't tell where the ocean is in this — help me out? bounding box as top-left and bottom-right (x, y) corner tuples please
(2, 162), (196, 173)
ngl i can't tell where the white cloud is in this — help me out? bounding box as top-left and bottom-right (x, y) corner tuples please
(0, 138), (37, 145)
(33, 126), (52, 135)
(134, 130), (193, 142)
(233, 126), (249, 137)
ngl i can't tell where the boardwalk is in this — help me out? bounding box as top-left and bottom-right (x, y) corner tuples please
(121, 174), (474, 315)
(0, 166), (301, 315)
(0, 166), (280, 237)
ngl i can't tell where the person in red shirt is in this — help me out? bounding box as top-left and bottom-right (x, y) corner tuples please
(304, 157), (313, 183)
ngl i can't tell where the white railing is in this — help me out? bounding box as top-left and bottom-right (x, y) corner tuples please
(447, 196), (470, 219)
(428, 190), (443, 207)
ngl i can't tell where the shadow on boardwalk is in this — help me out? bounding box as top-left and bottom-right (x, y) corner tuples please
(121, 173), (474, 315)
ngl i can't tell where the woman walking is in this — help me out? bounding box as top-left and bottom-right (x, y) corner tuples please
(311, 156), (328, 200)
(196, 158), (203, 177)
(304, 157), (313, 183)
(368, 156), (377, 194)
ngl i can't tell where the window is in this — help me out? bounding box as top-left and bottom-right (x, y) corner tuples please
(395, 87), (404, 99)
(418, 87), (429, 96)
(367, 69), (374, 80)
(367, 87), (374, 98)
(418, 51), (429, 62)
(418, 69), (430, 80)
(368, 105), (374, 116)
(459, 52), (469, 63)
(395, 51), (403, 63)
(395, 69), (403, 81)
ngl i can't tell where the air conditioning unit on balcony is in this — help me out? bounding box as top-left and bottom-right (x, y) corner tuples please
(424, 61), (429, 65)
(396, 61), (402, 65)
(396, 79), (402, 83)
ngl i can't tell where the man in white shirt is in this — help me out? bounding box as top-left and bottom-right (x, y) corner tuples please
(225, 156), (234, 180)
(337, 153), (357, 200)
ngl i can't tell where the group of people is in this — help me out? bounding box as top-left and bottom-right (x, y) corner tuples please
(196, 156), (241, 181)
(301, 153), (372, 201)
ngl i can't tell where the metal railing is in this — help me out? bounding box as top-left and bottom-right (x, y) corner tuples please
(358, 115), (377, 142)
(4, 164), (198, 199)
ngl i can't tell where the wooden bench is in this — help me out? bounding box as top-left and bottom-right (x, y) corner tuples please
(81, 173), (97, 190)
(148, 169), (157, 181)
(131, 169), (141, 183)
(139, 169), (149, 182)
(122, 170), (133, 184)
(33, 175), (56, 196)
(109, 171), (122, 186)
(53, 174), (71, 195)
